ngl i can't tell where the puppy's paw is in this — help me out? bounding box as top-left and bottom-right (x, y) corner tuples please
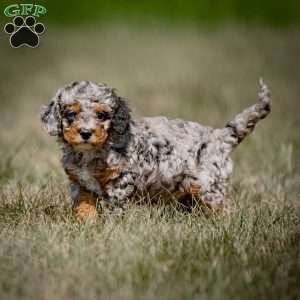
(73, 201), (98, 221)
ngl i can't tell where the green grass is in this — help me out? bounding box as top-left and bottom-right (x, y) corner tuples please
(1, 0), (300, 25)
(0, 25), (299, 300)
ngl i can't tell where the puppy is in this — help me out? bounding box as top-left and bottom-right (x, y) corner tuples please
(41, 79), (271, 219)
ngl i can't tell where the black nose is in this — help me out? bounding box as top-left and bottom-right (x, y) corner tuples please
(80, 130), (92, 140)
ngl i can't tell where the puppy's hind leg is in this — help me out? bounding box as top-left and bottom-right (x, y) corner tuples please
(194, 137), (234, 211)
(195, 79), (271, 211)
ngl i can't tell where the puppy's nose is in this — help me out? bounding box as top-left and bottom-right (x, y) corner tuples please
(80, 130), (92, 140)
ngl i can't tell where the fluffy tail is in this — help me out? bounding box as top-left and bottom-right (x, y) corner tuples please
(224, 78), (271, 147)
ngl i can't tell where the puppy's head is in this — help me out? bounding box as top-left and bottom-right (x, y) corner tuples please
(41, 81), (130, 150)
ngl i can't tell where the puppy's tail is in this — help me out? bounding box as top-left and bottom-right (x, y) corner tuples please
(222, 78), (271, 151)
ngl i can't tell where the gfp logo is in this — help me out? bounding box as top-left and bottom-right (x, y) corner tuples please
(3, 4), (47, 48)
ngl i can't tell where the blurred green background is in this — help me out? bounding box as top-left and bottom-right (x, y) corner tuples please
(1, 0), (300, 26)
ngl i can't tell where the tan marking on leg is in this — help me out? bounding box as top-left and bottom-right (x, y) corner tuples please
(73, 190), (97, 221)
(188, 184), (201, 196)
(172, 190), (187, 199)
(180, 184), (223, 213)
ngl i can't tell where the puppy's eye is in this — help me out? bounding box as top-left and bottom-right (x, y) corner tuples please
(97, 112), (110, 121)
(65, 111), (77, 120)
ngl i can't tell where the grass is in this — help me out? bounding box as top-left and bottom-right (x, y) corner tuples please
(0, 24), (299, 300)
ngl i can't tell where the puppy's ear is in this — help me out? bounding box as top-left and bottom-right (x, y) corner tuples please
(40, 99), (62, 136)
(111, 97), (131, 134)
(109, 96), (131, 149)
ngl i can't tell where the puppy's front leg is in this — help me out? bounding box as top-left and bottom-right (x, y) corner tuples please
(70, 182), (98, 221)
(69, 168), (119, 220)
(68, 168), (107, 221)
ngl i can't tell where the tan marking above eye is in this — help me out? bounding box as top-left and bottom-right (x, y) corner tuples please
(64, 102), (81, 113)
(94, 103), (112, 113)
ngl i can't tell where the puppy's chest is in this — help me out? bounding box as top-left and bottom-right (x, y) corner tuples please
(89, 161), (120, 187)
(66, 155), (123, 188)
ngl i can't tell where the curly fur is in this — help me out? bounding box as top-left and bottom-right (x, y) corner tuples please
(41, 79), (271, 219)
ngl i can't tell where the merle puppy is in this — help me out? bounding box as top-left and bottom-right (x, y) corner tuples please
(41, 79), (271, 219)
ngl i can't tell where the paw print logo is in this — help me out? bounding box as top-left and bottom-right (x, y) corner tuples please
(4, 16), (45, 48)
